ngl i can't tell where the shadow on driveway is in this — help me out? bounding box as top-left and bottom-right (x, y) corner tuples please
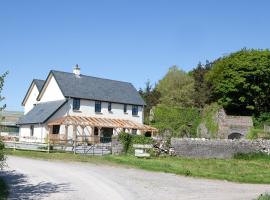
(0, 170), (72, 200)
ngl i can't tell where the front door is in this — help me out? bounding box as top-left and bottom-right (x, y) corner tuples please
(100, 128), (113, 143)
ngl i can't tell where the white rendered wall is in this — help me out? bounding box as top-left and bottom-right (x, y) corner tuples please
(65, 99), (144, 124)
(24, 84), (40, 114)
(39, 75), (65, 103)
(19, 125), (48, 143)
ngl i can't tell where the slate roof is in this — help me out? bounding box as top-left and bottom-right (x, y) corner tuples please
(17, 100), (67, 125)
(33, 79), (45, 92)
(47, 70), (146, 106)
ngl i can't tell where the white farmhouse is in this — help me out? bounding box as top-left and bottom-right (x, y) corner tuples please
(18, 66), (157, 143)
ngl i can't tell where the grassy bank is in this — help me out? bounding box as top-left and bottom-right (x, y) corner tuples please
(0, 178), (8, 200)
(7, 150), (270, 184)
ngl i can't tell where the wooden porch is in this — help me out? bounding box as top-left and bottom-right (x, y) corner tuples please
(47, 116), (158, 144)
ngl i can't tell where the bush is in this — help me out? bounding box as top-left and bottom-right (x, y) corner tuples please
(0, 139), (6, 170)
(246, 128), (270, 140)
(255, 193), (270, 200)
(118, 132), (154, 154)
(253, 112), (270, 128)
(199, 103), (220, 138)
(234, 152), (270, 161)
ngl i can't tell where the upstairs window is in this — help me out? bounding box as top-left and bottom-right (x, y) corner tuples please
(132, 105), (138, 116)
(95, 101), (102, 113)
(52, 125), (60, 134)
(108, 102), (112, 112)
(73, 98), (80, 111)
(30, 125), (34, 137)
(123, 104), (127, 113)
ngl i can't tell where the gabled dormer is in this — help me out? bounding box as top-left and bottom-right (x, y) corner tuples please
(22, 79), (45, 114)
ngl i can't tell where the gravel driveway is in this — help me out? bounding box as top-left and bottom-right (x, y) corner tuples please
(1, 156), (269, 200)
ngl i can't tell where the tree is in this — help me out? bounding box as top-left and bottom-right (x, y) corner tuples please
(157, 65), (195, 107)
(0, 71), (8, 169)
(206, 49), (270, 115)
(139, 80), (160, 124)
(191, 61), (213, 108)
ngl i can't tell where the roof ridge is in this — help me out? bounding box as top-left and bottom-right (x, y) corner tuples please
(51, 70), (133, 85)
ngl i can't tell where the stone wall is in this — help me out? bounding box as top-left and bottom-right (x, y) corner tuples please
(111, 138), (124, 155)
(171, 138), (270, 159)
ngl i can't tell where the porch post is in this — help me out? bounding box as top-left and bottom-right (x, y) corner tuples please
(73, 125), (77, 154)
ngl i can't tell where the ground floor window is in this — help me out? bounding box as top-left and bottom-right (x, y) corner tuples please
(94, 127), (99, 136)
(132, 129), (137, 135)
(145, 132), (152, 137)
(52, 125), (60, 134)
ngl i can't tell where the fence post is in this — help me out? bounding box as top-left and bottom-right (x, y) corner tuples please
(73, 135), (77, 155)
(47, 140), (50, 153)
(13, 137), (16, 151)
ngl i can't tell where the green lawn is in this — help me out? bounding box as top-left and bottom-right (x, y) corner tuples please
(7, 150), (270, 184)
(0, 177), (8, 200)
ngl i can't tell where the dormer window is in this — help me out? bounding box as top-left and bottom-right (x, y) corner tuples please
(73, 98), (80, 111)
(132, 105), (138, 116)
(95, 101), (102, 113)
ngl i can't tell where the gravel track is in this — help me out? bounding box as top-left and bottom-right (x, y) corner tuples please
(1, 156), (269, 200)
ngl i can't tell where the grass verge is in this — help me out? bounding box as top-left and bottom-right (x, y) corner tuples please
(6, 150), (270, 184)
(0, 177), (8, 200)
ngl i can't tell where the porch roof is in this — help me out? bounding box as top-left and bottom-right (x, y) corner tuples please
(48, 116), (158, 132)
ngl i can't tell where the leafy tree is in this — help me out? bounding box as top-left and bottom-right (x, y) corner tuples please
(191, 61), (213, 108)
(0, 71), (8, 169)
(206, 49), (270, 115)
(139, 80), (160, 124)
(157, 66), (195, 107)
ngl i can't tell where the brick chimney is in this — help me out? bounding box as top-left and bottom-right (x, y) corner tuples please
(73, 64), (80, 76)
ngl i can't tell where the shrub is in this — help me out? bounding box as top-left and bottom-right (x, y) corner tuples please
(118, 132), (154, 154)
(0, 139), (6, 170)
(234, 152), (270, 161)
(246, 128), (270, 140)
(199, 103), (220, 138)
(255, 193), (270, 200)
(253, 112), (270, 128)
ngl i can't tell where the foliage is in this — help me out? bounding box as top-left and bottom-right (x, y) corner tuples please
(0, 178), (8, 200)
(0, 140), (6, 170)
(7, 149), (270, 184)
(157, 66), (195, 107)
(206, 48), (270, 115)
(246, 128), (270, 140)
(253, 112), (270, 128)
(139, 80), (160, 124)
(255, 194), (270, 200)
(191, 61), (213, 108)
(234, 152), (270, 161)
(118, 132), (153, 154)
(0, 72), (8, 171)
(151, 105), (201, 137)
(118, 132), (132, 153)
(199, 103), (220, 138)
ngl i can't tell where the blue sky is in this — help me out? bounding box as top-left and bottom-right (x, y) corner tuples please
(1, 0), (270, 111)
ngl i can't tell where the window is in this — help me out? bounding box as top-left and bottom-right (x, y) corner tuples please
(124, 104), (127, 113)
(108, 102), (112, 112)
(52, 125), (60, 134)
(132, 129), (137, 135)
(132, 105), (138, 116)
(30, 125), (34, 137)
(95, 101), (102, 113)
(94, 127), (99, 136)
(73, 98), (80, 111)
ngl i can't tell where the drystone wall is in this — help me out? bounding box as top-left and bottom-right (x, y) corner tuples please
(111, 138), (124, 155)
(171, 138), (270, 159)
